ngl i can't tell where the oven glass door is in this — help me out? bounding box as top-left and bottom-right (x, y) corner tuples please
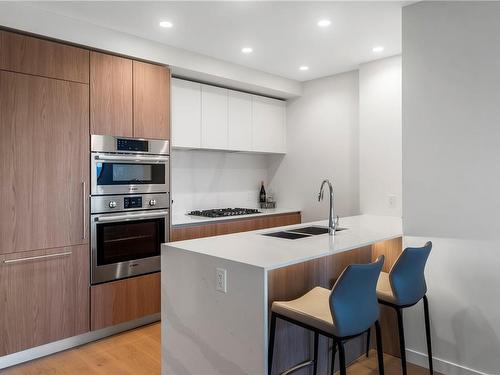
(91, 210), (168, 284)
(92, 154), (169, 195)
(96, 217), (164, 266)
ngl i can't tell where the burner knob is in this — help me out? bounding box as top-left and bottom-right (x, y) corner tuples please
(109, 201), (117, 208)
(149, 199), (157, 207)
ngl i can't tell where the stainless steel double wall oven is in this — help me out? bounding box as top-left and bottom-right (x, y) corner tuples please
(90, 135), (170, 284)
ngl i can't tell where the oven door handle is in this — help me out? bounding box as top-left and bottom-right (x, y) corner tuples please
(94, 210), (169, 223)
(94, 154), (169, 163)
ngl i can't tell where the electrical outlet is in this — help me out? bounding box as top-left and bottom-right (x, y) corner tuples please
(388, 194), (397, 209)
(216, 268), (227, 293)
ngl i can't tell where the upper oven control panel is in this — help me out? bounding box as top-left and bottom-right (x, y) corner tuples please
(91, 134), (169, 156)
(117, 138), (148, 152)
(90, 193), (169, 214)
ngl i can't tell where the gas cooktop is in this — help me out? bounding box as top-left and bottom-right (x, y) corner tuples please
(188, 208), (261, 218)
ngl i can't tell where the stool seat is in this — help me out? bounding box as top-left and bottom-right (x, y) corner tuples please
(376, 272), (397, 303)
(272, 287), (336, 334)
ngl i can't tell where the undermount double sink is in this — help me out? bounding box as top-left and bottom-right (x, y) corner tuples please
(263, 226), (347, 240)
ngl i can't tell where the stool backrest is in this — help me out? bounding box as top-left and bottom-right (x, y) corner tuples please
(389, 241), (432, 306)
(329, 256), (384, 338)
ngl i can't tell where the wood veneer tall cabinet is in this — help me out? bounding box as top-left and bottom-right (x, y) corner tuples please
(0, 65), (89, 253)
(0, 30), (90, 356)
(90, 52), (170, 139)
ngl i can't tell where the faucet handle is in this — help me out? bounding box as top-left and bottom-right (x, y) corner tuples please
(335, 215), (340, 229)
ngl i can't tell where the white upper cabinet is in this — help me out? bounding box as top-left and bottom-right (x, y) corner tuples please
(201, 84), (228, 149)
(227, 90), (252, 151)
(172, 78), (201, 148)
(172, 78), (286, 153)
(251, 96), (286, 153)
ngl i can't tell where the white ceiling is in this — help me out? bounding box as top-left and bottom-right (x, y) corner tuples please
(28, 1), (403, 82)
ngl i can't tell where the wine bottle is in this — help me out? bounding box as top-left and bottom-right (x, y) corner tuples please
(259, 181), (266, 203)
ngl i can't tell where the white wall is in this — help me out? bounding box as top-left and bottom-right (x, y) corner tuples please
(269, 71), (360, 222)
(403, 2), (500, 374)
(359, 56), (402, 217)
(171, 150), (269, 216)
(0, 2), (302, 99)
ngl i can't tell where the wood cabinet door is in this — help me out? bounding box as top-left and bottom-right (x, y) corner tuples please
(201, 84), (228, 149)
(252, 96), (286, 153)
(0, 71), (89, 254)
(90, 51), (133, 137)
(171, 78), (202, 148)
(133, 61), (170, 139)
(0, 30), (89, 83)
(0, 245), (90, 356)
(228, 90), (253, 151)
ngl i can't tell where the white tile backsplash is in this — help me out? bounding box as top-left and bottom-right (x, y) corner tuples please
(171, 149), (270, 215)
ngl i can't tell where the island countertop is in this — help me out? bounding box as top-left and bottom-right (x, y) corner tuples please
(164, 214), (402, 270)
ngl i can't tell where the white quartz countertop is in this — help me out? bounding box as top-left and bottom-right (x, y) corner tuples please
(163, 215), (402, 270)
(171, 207), (301, 226)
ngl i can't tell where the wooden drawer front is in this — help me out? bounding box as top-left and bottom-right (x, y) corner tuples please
(0, 30), (89, 83)
(91, 273), (161, 331)
(0, 245), (90, 356)
(133, 61), (170, 140)
(171, 212), (301, 241)
(0, 71), (89, 254)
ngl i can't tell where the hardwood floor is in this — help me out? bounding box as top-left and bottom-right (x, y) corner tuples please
(1, 323), (160, 375)
(1, 322), (437, 375)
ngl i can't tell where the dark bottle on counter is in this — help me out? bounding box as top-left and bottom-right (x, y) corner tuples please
(259, 181), (266, 203)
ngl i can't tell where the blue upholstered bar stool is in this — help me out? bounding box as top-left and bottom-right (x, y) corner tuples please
(268, 256), (385, 375)
(372, 241), (433, 375)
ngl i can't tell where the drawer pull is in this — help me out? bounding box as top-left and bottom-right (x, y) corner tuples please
(3, 251), (72, 264)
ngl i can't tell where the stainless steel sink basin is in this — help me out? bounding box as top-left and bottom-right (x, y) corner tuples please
(262, 226), (348, 239)
(289, 226), (348, 235)
(262, 231), (311, 240)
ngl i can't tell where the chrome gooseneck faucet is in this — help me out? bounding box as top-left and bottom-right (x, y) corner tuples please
(318, 179), (338, 235)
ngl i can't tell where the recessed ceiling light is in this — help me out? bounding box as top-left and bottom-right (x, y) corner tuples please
(299, 66), (309, 71)
(317, 19), (331, 27)
(159, 21), (173, 28)
(241, 47), (253, 54)
(372, 46), (384, 53)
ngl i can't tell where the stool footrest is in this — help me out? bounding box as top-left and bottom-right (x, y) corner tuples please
(280, 359), (314, 375)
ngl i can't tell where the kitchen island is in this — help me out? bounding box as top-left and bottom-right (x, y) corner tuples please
(162, 215), (403, 375)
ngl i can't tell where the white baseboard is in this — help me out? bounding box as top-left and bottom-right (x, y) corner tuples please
(0, 313), (160, 370)
(407, 348), (493, 375)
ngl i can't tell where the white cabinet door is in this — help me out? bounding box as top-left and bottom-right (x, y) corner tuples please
(201, 84), (228, 149)
(228, 90), (252, 151)
(172, 78), (201, 148)
(252, 96), (286, 153)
